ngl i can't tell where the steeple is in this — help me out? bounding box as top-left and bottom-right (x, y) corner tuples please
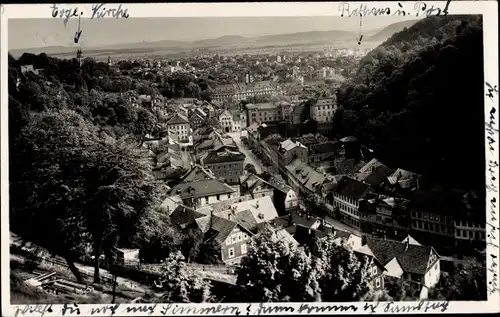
(108, 55), (112, 66)
(76, 49), (83, 67)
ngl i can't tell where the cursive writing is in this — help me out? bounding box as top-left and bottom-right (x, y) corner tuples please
(338, 2), (390, 17)
(160, 304), (241, 315)
(50, 4), (82, 27)
(298, 303), (359, 313)
(91, 3), (129, 20)
(61, 304), (80, 316)
(339, 1), (452, 17)
(89, 304), (120, 315)
(384, 301), (449, 313)
(14, 305), (53, 317)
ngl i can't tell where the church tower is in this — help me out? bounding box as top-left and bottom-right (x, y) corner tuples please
(108, 56), (112, 66)
(76, 49), (83, 67)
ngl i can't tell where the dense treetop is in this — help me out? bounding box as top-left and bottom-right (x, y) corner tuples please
(331, 16), (484, 195)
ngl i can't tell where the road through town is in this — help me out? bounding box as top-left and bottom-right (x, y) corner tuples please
(227, 132), (264, 174)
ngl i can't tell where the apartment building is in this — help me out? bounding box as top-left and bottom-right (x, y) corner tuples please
(245, 102), (281, 126)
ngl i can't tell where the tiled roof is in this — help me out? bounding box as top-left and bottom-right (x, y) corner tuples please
(216, 196), (278, 224)
(309, 141), (339, 154)
(167, 113), (189, 125)
(245, 102), (278, 110)
(233, 209), (259, 232)
(335, 176), (371, 200)
(364, 237), (439, 275)
(286, 158), (327, 192)
(181, 165), (215, 183)
(202, 148), (245, 164)
(266, 176), (293, 194)
(359, 158), (387, 173)
(388, 168), (421, 185)
(208, 216), (239, 244)
(356, 165), (395, 187)
(169, 205), (207, 228)
(279, 139), (307, 152)
(169, 179), (234, 199)
(340, 136), (359, 143)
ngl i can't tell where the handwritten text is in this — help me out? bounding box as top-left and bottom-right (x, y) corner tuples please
(339, 1), (452, 17)
(50, 4), (82, 27)
(91, 3), (129, 20)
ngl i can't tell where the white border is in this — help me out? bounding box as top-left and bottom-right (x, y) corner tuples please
(1, 1), (499, 316)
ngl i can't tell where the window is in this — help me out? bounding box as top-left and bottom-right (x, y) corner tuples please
(226, 237), (231, 245)
(243, 233), (248, 239)
(228, 248), (235, 258)
(241, 244), (247, 254)
(205, 197), (209, 204)
(469, 231), (473, 238)
(232, 234), (237, 243)
(372, 266), (377, 275)
(375, 278), (381, 288)
(216, 195), (220, 200)
(237, 233), (242, 241)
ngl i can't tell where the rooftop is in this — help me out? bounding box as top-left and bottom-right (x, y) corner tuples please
(245, 102), (279, 110)
(167, 113), (189, 125)
(169, 179), (235, 199)
(335, 176), (372, 200)
(363, 237), (439, 275)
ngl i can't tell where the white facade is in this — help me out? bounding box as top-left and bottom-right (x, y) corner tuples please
(311, 98), (337, 123)
(284, 189), (299, 209)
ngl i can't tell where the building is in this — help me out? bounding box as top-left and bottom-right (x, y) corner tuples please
(358, 237), (441, 289)
(353, 247), (387, 290)
(239, 174), (275, 200)
(202, 145), (246, 184)
(213, 81), (282, 103)
(277, 139), (309, 167)
(266, 176), (300, 215)
(219, 109), (233, 133)
(308, 141), (339, 167)
(285, 158), (328, 202)
(362, 196), (411, 239)
(333, 176), (372, 229)
(310, 97), (337, 134)
(169, 179), (238, 210)
(246, 102), (281, 126)
(166, 113), (191, 143)
(194, 214), (254, 265)
(216, 196), (279, 226)
(278, 101), (293, 122)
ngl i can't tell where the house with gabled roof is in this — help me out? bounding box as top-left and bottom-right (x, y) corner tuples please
(333, 176), (373, 230)
(266, 175), (299, 215)
(166, 113), (191, 143)
(169, 179), (238, 210)
(239, 174), (274, 200)
(358, 237), (441, 288)
(215, 196), (279, 226)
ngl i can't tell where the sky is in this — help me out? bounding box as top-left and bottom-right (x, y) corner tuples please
(8, 16), (417, 50)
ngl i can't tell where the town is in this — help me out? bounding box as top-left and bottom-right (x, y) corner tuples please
(8, 15), (487, 304)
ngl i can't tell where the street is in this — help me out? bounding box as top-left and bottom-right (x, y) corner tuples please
(227, 132), (264, 174)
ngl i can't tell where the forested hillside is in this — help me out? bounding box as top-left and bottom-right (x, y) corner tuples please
(332, 15), (484, 191)
(8, 53), (217, 284)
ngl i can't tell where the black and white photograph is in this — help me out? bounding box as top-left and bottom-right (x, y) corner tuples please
(1, 1), (499, 314)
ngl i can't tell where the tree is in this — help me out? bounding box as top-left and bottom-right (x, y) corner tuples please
(235, 225), (321, 302)
(245, 163), (257, 175)
(311, 234), (373, 302)
(158, 251), (213, 303)
(428, 264), (487, 300)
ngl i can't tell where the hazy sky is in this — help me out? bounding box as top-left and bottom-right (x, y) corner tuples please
(9, 16), (417, 49)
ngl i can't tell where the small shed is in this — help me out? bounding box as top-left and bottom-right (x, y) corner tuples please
(115, 248), (140, 266)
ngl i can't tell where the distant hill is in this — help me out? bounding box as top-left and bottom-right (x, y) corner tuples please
(368, 20), (420, 42)
(10, 30), (358, 56)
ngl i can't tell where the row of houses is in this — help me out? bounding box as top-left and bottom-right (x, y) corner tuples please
(246, 124), (486, 254)
(213, 80), (283, 103)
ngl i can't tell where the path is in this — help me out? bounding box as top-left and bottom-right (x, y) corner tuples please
(227, 132), (264, 174)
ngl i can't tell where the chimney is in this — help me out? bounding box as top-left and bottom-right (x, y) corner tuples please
(404, 239), (409, 251)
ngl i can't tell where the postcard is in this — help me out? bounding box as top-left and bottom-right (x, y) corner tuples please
(1, 1), (499, 316)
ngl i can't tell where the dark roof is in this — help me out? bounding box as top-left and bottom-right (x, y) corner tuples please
(170, 179), (234, 199)
(181, 165), (214, 183)
(335, 177), (371, 200)
(309, 141), (339, 154)
(203, 149), (245, 164)
(169, 205), (206, 228)
(210, 216), (239, 244)
(365, 237), (438, 275)
(294, 224), (329, 245)
(167, 113), (189, 125)
(233, 209), (259, 233)
(362, 165), (395, 187)
(334, 230), (351, 240)
(266, 176), (293, 194)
